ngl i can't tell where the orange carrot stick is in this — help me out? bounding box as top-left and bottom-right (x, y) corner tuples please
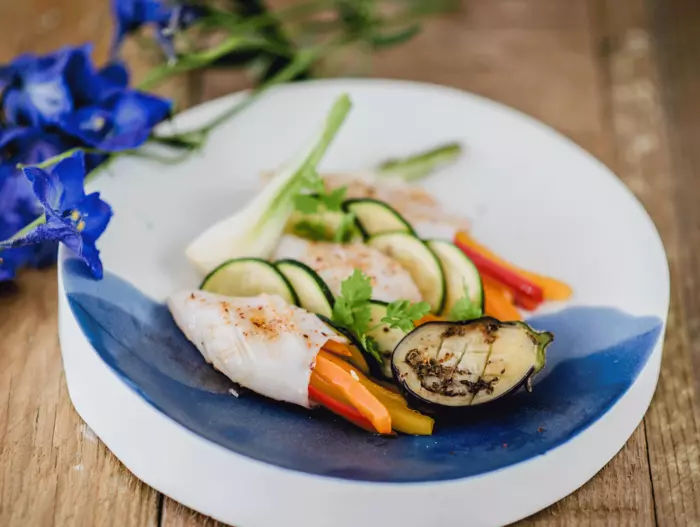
(322, 339), (353, 357)
(415, 314), (442, 326)
(320, 352), (433, 435)
(456, 231), (572, 301)
(483, 277), (521, 321)
(314, 351), (392, 434)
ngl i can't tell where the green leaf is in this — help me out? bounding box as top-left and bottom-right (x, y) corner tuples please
(448, 288), (483, 321)
(331, 269), (373, 337)
(291, 219), (329, 241)
(333, 211), (357, 243)
(340, 268), (373, 305)
(382, 299), (431, 332)
(321, 186), (347, 211)
(361, 335), (383, 363)
(293, 194), (322, 214)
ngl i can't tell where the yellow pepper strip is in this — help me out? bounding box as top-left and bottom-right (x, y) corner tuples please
(315, 352), (392, 434)
(322, 352), (434, 435)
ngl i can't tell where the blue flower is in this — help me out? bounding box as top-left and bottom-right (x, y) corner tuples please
(0, 127), (75, 280)
(0, 45), (171, 152)
(112, 0), (204, 61)
(61, 90), (171, 152)
(6, 152), (113, 279)
(0, 244), (58, 282)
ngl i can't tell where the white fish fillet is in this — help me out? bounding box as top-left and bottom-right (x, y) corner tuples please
(168, 290), (346, 408)
(261, 170), (470, 240)
(323, 173), (469, 240)
(273, 234), (423, 303)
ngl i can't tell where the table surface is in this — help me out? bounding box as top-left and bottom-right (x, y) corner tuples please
(1, 0), (699, 525)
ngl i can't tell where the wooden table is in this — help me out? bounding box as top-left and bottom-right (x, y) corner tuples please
(1, 1), (699, 525)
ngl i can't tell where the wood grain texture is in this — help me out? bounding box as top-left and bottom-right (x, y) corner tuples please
(2, 0), (699, 526)
(643, 1), (700, 525)
(0, 271), (160, 527)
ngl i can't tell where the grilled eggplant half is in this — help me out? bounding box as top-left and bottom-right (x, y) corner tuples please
(392, 317), (553, 408)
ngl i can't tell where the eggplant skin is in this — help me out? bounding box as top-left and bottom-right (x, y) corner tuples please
(391, 317), (553, 413)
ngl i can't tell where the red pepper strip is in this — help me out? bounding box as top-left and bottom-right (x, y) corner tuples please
(454, 239), (545, 307)
(308, 384), (377, 433)
(513, 292), (541, 311)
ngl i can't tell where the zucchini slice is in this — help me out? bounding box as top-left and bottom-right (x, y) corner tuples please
(367, 301), (409, 379)
(286, 207), (361, 243)
(343, 198), (415, 238)
(275, 259), (335, 319)
(427, 239), (484, 316)
(366, 232), (446, 314)
(200, 258), (298, 305)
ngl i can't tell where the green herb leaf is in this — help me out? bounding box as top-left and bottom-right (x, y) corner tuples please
(361, 335), (382, 363)
(448, 286), (483, 321)
(332, 269), (373, 335)
(381, 299), (431, 332)
(292, 219), (329, 241)
(293, 194), (322, 214)
(320, 186), (347, 211)
(333, 211), (358, 243)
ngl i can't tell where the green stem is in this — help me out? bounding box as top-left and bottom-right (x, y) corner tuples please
(16, 147), (106, 171)
(192, 41), (341, 138)
(137, 33), (290, 91)
(122, 149), (196, 165)
(198, 0), (329, 33)
(0, 214), (47, 248)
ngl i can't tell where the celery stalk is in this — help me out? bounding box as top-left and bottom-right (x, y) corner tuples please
(376, 141), (462, 182)
(186, 94), (352, 274)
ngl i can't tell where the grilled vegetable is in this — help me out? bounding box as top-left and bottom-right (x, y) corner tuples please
(200, 258), (298, 305)
(276, 259), (334, 318)
(366, 232), (446, 313)
(344, 198), (415, 238)
(392, 317), (553, 409)
(317, 315), (371, 375)
(366, 300), (409, 378)
(427, 239), (483, 317)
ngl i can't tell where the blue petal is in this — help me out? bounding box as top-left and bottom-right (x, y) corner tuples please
(0, 241), (58, 280)
(99, 62), (130, 90)
(58, 227), (104, 279)
(21, 167), (63, 214)
(2, 47), (77, 126)
(63, 90), (171, 151)
(51, 152), (88, 209)
(0, 127), (74, 242)
(76, 192), (113, 243)
(0, 165), (42, 237)
(112, 0), (173, 53)
(22, 151), (87, 214)
(8, 218), (75, 247)
(60, 107), (114, 147)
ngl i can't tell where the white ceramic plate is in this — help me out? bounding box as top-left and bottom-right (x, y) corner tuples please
(58, 79), (668, 527)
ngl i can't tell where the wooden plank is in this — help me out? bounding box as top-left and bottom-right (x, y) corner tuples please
(0, 1), (167, 525)
(162, 499), (226, 527)
(641, 1), (700, 525)
(0, 0), (675, 525)
(0, 271), (160, 526)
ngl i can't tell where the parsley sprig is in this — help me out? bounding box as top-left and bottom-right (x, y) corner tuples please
(292, 169), (357, 242)
(331, 269), (431, 362)
(447, 284), (483, 321)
